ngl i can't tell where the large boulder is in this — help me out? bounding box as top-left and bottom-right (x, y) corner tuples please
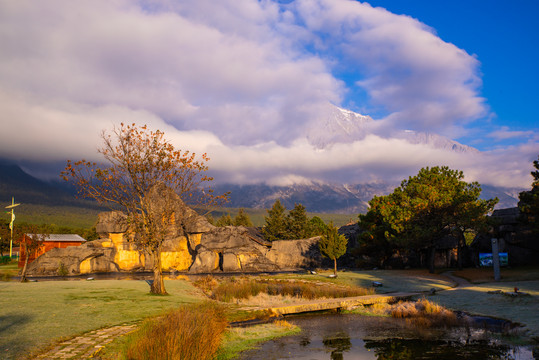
(96, 211), (128, 237)
(189, 226), (279, 273)
(26, 183), (325, 276)
(145, 182), (215, 236)
(25, 239), (119, 276)
(265, 237), (322, 270)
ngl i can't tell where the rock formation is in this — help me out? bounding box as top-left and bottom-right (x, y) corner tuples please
(26, 184), (322, 276)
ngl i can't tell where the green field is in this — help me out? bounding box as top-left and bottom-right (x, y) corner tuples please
(5, 203), (357, 231)
(203, 206), (357, 227)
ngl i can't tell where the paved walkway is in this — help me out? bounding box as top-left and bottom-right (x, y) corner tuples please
(34, 324), (137, 359)
(441, 271), (472, 290)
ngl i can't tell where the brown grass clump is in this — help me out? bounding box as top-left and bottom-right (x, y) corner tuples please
(210, 278), (374, 302)
(274, 319), (294, 329)
(192, 275), (219, 295)
(124, 301), (228, 360)
(389, 298), (458, 328)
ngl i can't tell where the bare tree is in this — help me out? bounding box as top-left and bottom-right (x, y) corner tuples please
(19, 226), (46, 282)
(62, 123), (226, 294)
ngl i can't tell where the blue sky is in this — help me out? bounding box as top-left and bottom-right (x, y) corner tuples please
(0, 0), (537, 188)
(367, 0), (539, 150)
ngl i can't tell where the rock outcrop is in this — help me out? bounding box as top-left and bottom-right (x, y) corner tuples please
(26, 184), (321, 276)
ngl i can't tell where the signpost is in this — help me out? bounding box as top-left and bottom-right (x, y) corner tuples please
(5, 197), (20, 258)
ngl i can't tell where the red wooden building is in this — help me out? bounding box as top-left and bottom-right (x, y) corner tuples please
(18, 234), (87, 267)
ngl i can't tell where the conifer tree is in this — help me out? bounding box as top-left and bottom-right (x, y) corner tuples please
(216, 214), (233, 227)
(318, 222), (348, 276)
(286, 203), (309, 239)
(233, 208), (253, 227)
(262, 200), (287, 241)
(518, 155), (539, 234)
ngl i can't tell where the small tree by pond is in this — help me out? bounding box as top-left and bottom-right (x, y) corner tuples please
(318, 222), (348, 276)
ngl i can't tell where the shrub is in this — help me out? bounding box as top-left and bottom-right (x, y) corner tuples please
(57, 262), (68, 277)
(210, 278), (373, 302)
(125, 302), (228, 360)
(192, 275), (219, 295)
(389, 298), (458, 328)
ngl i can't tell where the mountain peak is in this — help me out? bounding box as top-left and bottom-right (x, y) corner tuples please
(306, 105), (478, 155)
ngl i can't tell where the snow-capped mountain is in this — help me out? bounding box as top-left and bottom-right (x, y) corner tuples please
(306, 105), (478, 154)
(306, 106), (373, 149)
(398, 130), (479, 154)
(212, 106), (521, 213)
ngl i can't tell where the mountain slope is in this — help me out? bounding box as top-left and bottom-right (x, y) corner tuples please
(0, 162), (98, 208)
(213, 181), (521, 214)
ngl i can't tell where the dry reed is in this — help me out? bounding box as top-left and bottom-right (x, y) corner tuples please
(210, 278), (373, 302)
(124, 301), (228, 360)
(389, 298), (458, 328)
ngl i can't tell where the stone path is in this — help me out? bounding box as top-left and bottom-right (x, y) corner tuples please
(441, 271), (472, 290)
(34, 324), (137, 359)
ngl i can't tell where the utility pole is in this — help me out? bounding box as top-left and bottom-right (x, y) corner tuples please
(6, 197), (20, 258)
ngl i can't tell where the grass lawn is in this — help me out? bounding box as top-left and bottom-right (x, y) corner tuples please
(0, 279), (204, 359)
(1, 268), (538, 359)
(432, 280), (539, 340)
(268, 269), (455, 294)
(453, 266), (539, 283)
(0, 262), (19, 280)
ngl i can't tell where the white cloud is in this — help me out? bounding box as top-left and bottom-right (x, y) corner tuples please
(290, 0), (487, 134)
(0, 0), (535, 190)
(488, 126), (535, 140)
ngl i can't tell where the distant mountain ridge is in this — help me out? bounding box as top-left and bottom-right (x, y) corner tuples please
(0, 162), (522, 214)
(0, 162), (100, 209)
(213, 181), (521, 214)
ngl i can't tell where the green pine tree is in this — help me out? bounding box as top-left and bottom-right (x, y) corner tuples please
(262, 200), (287, 241)
(215, 214), (233, 227)
(285, 203), (309, 239)
(233, 208), (254, 227)
(318, 222), (348, 276)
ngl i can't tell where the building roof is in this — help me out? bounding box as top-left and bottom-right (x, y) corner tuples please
(25, 234), (87, 242)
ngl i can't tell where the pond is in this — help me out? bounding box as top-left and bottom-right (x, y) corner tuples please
(238, 313), (537, 360)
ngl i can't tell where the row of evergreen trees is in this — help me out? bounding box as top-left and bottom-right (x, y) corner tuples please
(207, 208), (254, 227)
(206, 200), (330, 240)
(261, 200), (329, 240)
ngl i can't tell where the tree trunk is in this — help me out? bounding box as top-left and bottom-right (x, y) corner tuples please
(333, 257), (337, 276)
(150, 250), (166, 295)
(457, 231), (464, 270)
(20, 243), (28, 283)
(429, 245), (436, 274)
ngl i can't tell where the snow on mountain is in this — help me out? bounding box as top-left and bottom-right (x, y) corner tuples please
(306, 105), (478, 154)
(306, 105), (373, 149)
(398, 130), (479, 154)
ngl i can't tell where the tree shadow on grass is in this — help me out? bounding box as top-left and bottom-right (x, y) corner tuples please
(0, 314), (33, 336)
(0, 314), (35, 357)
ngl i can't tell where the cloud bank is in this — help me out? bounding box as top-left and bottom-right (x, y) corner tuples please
(0, 0), (536, 188)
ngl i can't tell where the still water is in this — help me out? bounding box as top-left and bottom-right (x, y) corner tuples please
(239, 313), (537, 360)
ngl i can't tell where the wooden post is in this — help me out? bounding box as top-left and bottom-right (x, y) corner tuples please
(491, 238), (501, 281)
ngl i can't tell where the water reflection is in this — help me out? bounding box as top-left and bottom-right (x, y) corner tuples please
(364, 338), (511, 360)
(238, 313), (537, 360)
(323, 332), (351, 360)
